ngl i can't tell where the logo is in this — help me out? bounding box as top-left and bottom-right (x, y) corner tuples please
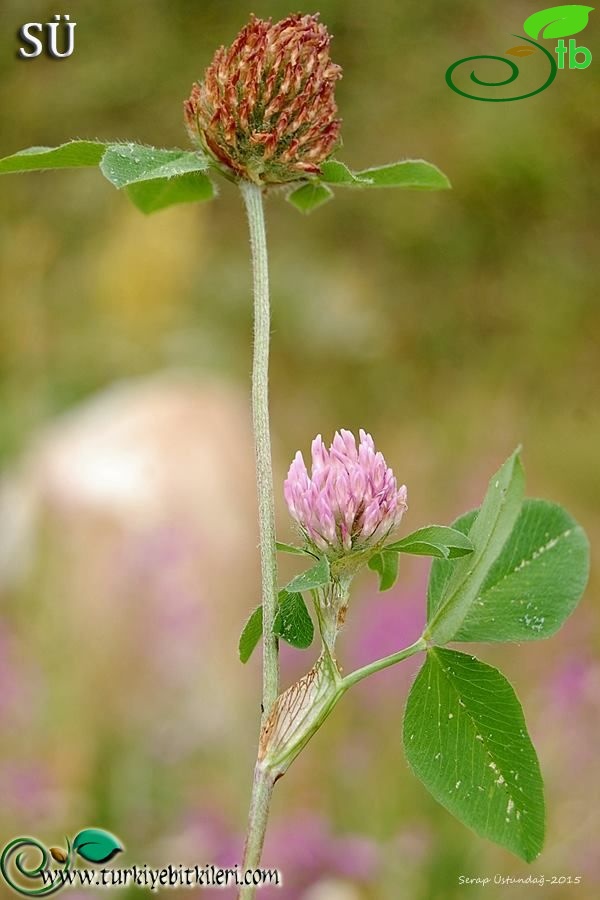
(1, 829), (122, 896)
(446, 4), (593, 101)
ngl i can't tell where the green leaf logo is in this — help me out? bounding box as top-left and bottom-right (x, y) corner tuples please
(524, 5), (594, 40)
(72, 828), (122, 864)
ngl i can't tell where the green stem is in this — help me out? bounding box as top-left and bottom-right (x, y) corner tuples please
(238, 183), (426, 894)
(239, 181), (279, 897)
(240, 181), (279, 717)
(238, 764), (274, 899)
(341, 637), (427, 690)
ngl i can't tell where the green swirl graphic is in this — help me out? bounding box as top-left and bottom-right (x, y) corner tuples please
(0, 838), (70, 897)
(446, 35), (557, 101)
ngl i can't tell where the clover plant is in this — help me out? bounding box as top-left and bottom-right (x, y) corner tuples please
(0, 13), (589, 899)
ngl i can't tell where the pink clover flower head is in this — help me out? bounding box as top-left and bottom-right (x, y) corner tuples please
(284, 429), (407, 556)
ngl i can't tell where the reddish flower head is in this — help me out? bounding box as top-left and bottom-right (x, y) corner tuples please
(184, 14), (342, 185)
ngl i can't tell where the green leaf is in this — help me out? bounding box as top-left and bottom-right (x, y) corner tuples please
(317, 159), (450, 191)
(284, 556), (330, 593)
(287, 182), (334, 213)
(99, 145), (215, 213)
(72, 828), (123, 864)
(368, 550), (399, 591)
(125, 172), (215, 214)
(273, 590), (314, 649)
(354, 160), (451, 191)
(239, 606), (263, 664)
(425, 449), (525, 645)
(427, 511), (478, 616)
(429, 500), (589, 643)
(0, 141), (216, 214)
(99, 144), (210, 188)
(403, 648), (545, 862)
(523, 5), (593, 39)
(319, 160), (373, 186)
(0, 140), (106, 175)
(276, 541), (312, 556)
(387, 525), (474, 560)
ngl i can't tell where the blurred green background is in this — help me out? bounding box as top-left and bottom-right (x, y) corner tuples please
(0, 1), (598, 897)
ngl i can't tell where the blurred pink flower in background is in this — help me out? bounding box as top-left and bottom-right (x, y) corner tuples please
(176, 811), (379, 899)
(343, 566), (427, 699)
(0, 762), (57, 822)
(551, 655), (589, 708)
(262, 813), (378, 890)
(0, 375), (262, 836)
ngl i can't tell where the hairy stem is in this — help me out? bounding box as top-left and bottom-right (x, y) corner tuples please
(239, 181), (279, 895)
(241, 180), (280, 717)
(239, 764), (275, 897)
